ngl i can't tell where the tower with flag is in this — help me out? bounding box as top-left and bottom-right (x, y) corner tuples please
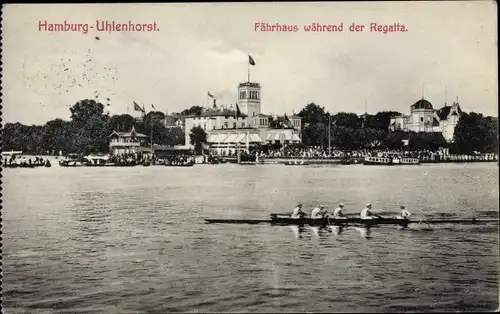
(182, 53), (302, 156)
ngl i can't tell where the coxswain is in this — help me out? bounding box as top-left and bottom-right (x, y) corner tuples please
(333, 203), (346, 218)
(291, 204), (306, 218)
(360, 203), (376, 219)
(397, 205), (411, 219)
(311, 205), (326, 219)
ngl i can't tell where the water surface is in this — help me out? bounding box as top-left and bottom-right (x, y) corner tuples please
(2, 163), (499, 312)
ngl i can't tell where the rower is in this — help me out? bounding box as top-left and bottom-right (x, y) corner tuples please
(311, 205), (328, 219)
(397, 205), (411, 219)
(333, 203), (346, 219)
(291, 204), (306, 218)
(360, 203), (376, 219)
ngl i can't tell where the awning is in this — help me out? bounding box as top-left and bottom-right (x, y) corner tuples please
(207, 134), (217, 143)
(284, 133), (292, 141)
(224, 134), (239, 143)
(292, 134), (301, 142)
(265, 133), (274, 141)
(216, 134), (230, 143)
(249, 134), (262, 142)
(274, 133), (281, 141)
(235, 134), (246, 143)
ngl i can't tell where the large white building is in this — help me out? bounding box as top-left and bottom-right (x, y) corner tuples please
(389, 98), (463, 142)
(184, 81), (302, 154)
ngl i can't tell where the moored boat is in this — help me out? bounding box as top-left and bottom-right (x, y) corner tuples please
(400, 157), (420, 165)
(284, 160), (310, 166)
(165, 162), (194, 167)
(363, 156), (393, 165)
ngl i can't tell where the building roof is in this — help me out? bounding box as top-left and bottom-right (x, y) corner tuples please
(436, 103), (463, 120)
(411, 98), (434, 110)
(290, 115), (301, 119)
(186, 108), (244, 118)
(109, 126), (148, 138)
(238, 82), (261, 88)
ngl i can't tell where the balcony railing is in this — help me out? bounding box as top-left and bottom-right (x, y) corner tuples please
(109, 141), (141, 147)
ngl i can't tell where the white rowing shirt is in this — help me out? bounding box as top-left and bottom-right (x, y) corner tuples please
(360, 207), (373, 219)
(333, 207), (345, 218)
(291, 207), (303, 218)
(311, 207), (323, 219)
(397, 209), (411, 219)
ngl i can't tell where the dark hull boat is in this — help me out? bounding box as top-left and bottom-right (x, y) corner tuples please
(205, 214), (499, 227)
(165, 163), (194, 167)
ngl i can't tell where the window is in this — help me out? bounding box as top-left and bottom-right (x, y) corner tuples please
(224, 122), (228, 129)
(233, 122), (236, 128)
(420, 117), (424, 122)
(203, 123), (206, 130)
(242, 122), (245, 128)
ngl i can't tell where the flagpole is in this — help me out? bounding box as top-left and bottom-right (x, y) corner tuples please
(328, 115), (331, 155)
(247, 54), (250, 83)
(149, 107), (153, 161)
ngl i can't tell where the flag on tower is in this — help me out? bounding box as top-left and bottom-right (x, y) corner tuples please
(208, 92), (214, 98)
(249, 55), (256, 66)
(402, 139), (409, 146)
(151, 104), (156, 110)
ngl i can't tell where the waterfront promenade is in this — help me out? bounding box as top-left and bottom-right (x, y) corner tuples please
(2, 152), (498, 168)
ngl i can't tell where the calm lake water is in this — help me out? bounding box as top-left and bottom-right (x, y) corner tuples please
(2, 163), (499, 313)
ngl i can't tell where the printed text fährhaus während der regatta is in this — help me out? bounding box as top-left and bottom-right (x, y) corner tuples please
(38, 20), (160, 34)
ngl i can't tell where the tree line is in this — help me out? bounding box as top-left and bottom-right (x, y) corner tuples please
(2, 99), (184, 155)
(2, 99), (497, 155)
(297, 102), (498, 153)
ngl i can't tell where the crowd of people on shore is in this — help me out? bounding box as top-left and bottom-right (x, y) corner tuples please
(2, 156), (51, 168)
(161, 154), (195, 166)
(236, 146), (498, 162)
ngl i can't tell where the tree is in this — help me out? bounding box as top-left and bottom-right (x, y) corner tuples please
(181, 106), (203, 116)
(70, 99), (105, 125)
(298, 103), (328, 124)
(302, 122), (328, 147)
(109, 114), (135, 132)
(189, 126), (207, 154)
(365, 111), (402, 130)
(452, 112), (498, 153)
(331, 112), (363, 129)
(41, 119), (75, 154)
(157, 127), (185, 146)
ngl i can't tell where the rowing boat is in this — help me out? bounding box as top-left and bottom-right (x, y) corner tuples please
(204, 215), (499, 226)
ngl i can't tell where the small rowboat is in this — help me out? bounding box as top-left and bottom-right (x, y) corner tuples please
(284, 161), (310, 166)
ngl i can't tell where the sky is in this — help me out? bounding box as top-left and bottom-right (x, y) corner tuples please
(2, 2), (498, 125)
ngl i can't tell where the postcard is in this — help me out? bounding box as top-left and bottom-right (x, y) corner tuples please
(2, 2), (498, 313)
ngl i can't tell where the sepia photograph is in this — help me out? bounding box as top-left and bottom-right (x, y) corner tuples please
(1, 2), (498, 313)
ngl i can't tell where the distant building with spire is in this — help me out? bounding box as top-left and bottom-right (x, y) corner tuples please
(389, 96), (463, 142)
